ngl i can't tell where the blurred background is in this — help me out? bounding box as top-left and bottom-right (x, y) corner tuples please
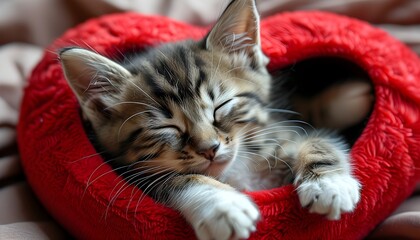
(2, 0), (420, 49)
(1, 0), (420, 239)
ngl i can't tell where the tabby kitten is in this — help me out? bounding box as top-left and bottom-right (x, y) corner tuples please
(59, 0), (361, 239)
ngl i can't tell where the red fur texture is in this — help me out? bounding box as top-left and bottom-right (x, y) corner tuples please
(18, 12), (420, 239)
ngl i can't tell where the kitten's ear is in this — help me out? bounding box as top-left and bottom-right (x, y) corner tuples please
(204, 0), (268, 66)
(59, 47), (132, 119)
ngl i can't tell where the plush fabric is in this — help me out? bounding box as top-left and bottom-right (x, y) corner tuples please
(17, 11), (420, 239)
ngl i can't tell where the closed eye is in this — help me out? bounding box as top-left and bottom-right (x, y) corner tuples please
(214, 99), (233, 113)
(150, 125), (182, 133)
(213, 99), (233, 123)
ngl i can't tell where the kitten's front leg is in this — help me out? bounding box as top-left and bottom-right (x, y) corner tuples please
(283, 136), (361, 220)
(155, 174), (260, 240)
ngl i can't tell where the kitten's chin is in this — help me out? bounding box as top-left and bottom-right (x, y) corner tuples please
(203, 161), (230, 177)
(204, 146), (240, 177)
(203, 154), (236, 178)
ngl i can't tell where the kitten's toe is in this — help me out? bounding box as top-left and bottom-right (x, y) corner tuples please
(297, 174), (361, 220)
(193, 191), (259, 240)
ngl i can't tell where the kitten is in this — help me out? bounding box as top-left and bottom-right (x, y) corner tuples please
(59, 0), (361, 239)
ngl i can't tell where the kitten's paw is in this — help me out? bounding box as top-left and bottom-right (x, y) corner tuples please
(193, 191), (260, 240)
(297, 174), (360, 220)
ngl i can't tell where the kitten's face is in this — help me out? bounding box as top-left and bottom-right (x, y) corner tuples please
(110, 43), (270, 177)
(60, 0), (270, 178)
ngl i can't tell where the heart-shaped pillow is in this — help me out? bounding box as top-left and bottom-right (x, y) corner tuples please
(18, 11), (420, 239)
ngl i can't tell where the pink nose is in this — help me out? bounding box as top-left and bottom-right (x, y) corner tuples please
(198, 143), (220, 161)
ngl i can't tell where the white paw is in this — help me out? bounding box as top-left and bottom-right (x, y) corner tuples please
(193, 191), (260, 240)
(297, 174), (361, 220)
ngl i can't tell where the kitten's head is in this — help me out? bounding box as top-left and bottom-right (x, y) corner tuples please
(60, 0), (271, 178)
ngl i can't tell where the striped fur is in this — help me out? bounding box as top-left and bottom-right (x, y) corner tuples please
(60, 0), (360, 239)
(61, 39), (272, 176)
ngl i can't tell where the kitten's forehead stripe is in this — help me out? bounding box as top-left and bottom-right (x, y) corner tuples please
(194, 69), (207, 95)
(208, 89), (215, 101)
(143, 71), (165, 97)
(176, 47), (190, 79)
(193, 55), (205, 67)
(156, 61), (177, 87)
(158, 104), (173, 119)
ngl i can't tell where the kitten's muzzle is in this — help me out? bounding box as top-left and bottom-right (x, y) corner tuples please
(197, 142), (220, 161)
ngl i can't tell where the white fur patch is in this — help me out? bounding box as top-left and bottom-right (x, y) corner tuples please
(297, 174), (361, 220)
(173, 185), (260, 240)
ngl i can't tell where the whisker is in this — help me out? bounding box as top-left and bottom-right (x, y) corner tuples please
(240, 121), (310, 137)
(107, 166), (166, 207)
(105, 101), (159, 111)
(266, 108), (300, 116)
(68, 151), (107, 164)
(126, 80), (160, 106)
(241, 136), (297, 145)
(85, 157), (120, 190)
(223, 65), (248, 74)
(240, 130), (300, 142)
(133, 171), (176, 213)
(237, 150), (272, 170)
(86, 164), (136, 191)
(82, 157), (125, 200)
(128, 171), (177, 215)
(105, 167), (172, 219)
(317, 168), (344, 175)
(117, 110), (152, 142)
(281, 120), (316, 132)
(238, 142), (293, 174)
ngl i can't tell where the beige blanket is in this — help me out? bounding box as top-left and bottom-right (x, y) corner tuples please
(1, 0), (419, 239)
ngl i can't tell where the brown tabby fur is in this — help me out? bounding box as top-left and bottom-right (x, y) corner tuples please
(59, 0), (360, 239)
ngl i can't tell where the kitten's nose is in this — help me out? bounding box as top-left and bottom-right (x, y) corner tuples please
(198, 143), (220, 161)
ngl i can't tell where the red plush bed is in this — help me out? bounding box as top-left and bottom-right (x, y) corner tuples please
(18, 11), (420, 239)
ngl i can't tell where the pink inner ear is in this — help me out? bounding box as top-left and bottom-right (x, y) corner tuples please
(18, 11), (420, 240)
(60, 48), (132, 98)
(60, 49), (104, 94)
(204, 0), (261, 58)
